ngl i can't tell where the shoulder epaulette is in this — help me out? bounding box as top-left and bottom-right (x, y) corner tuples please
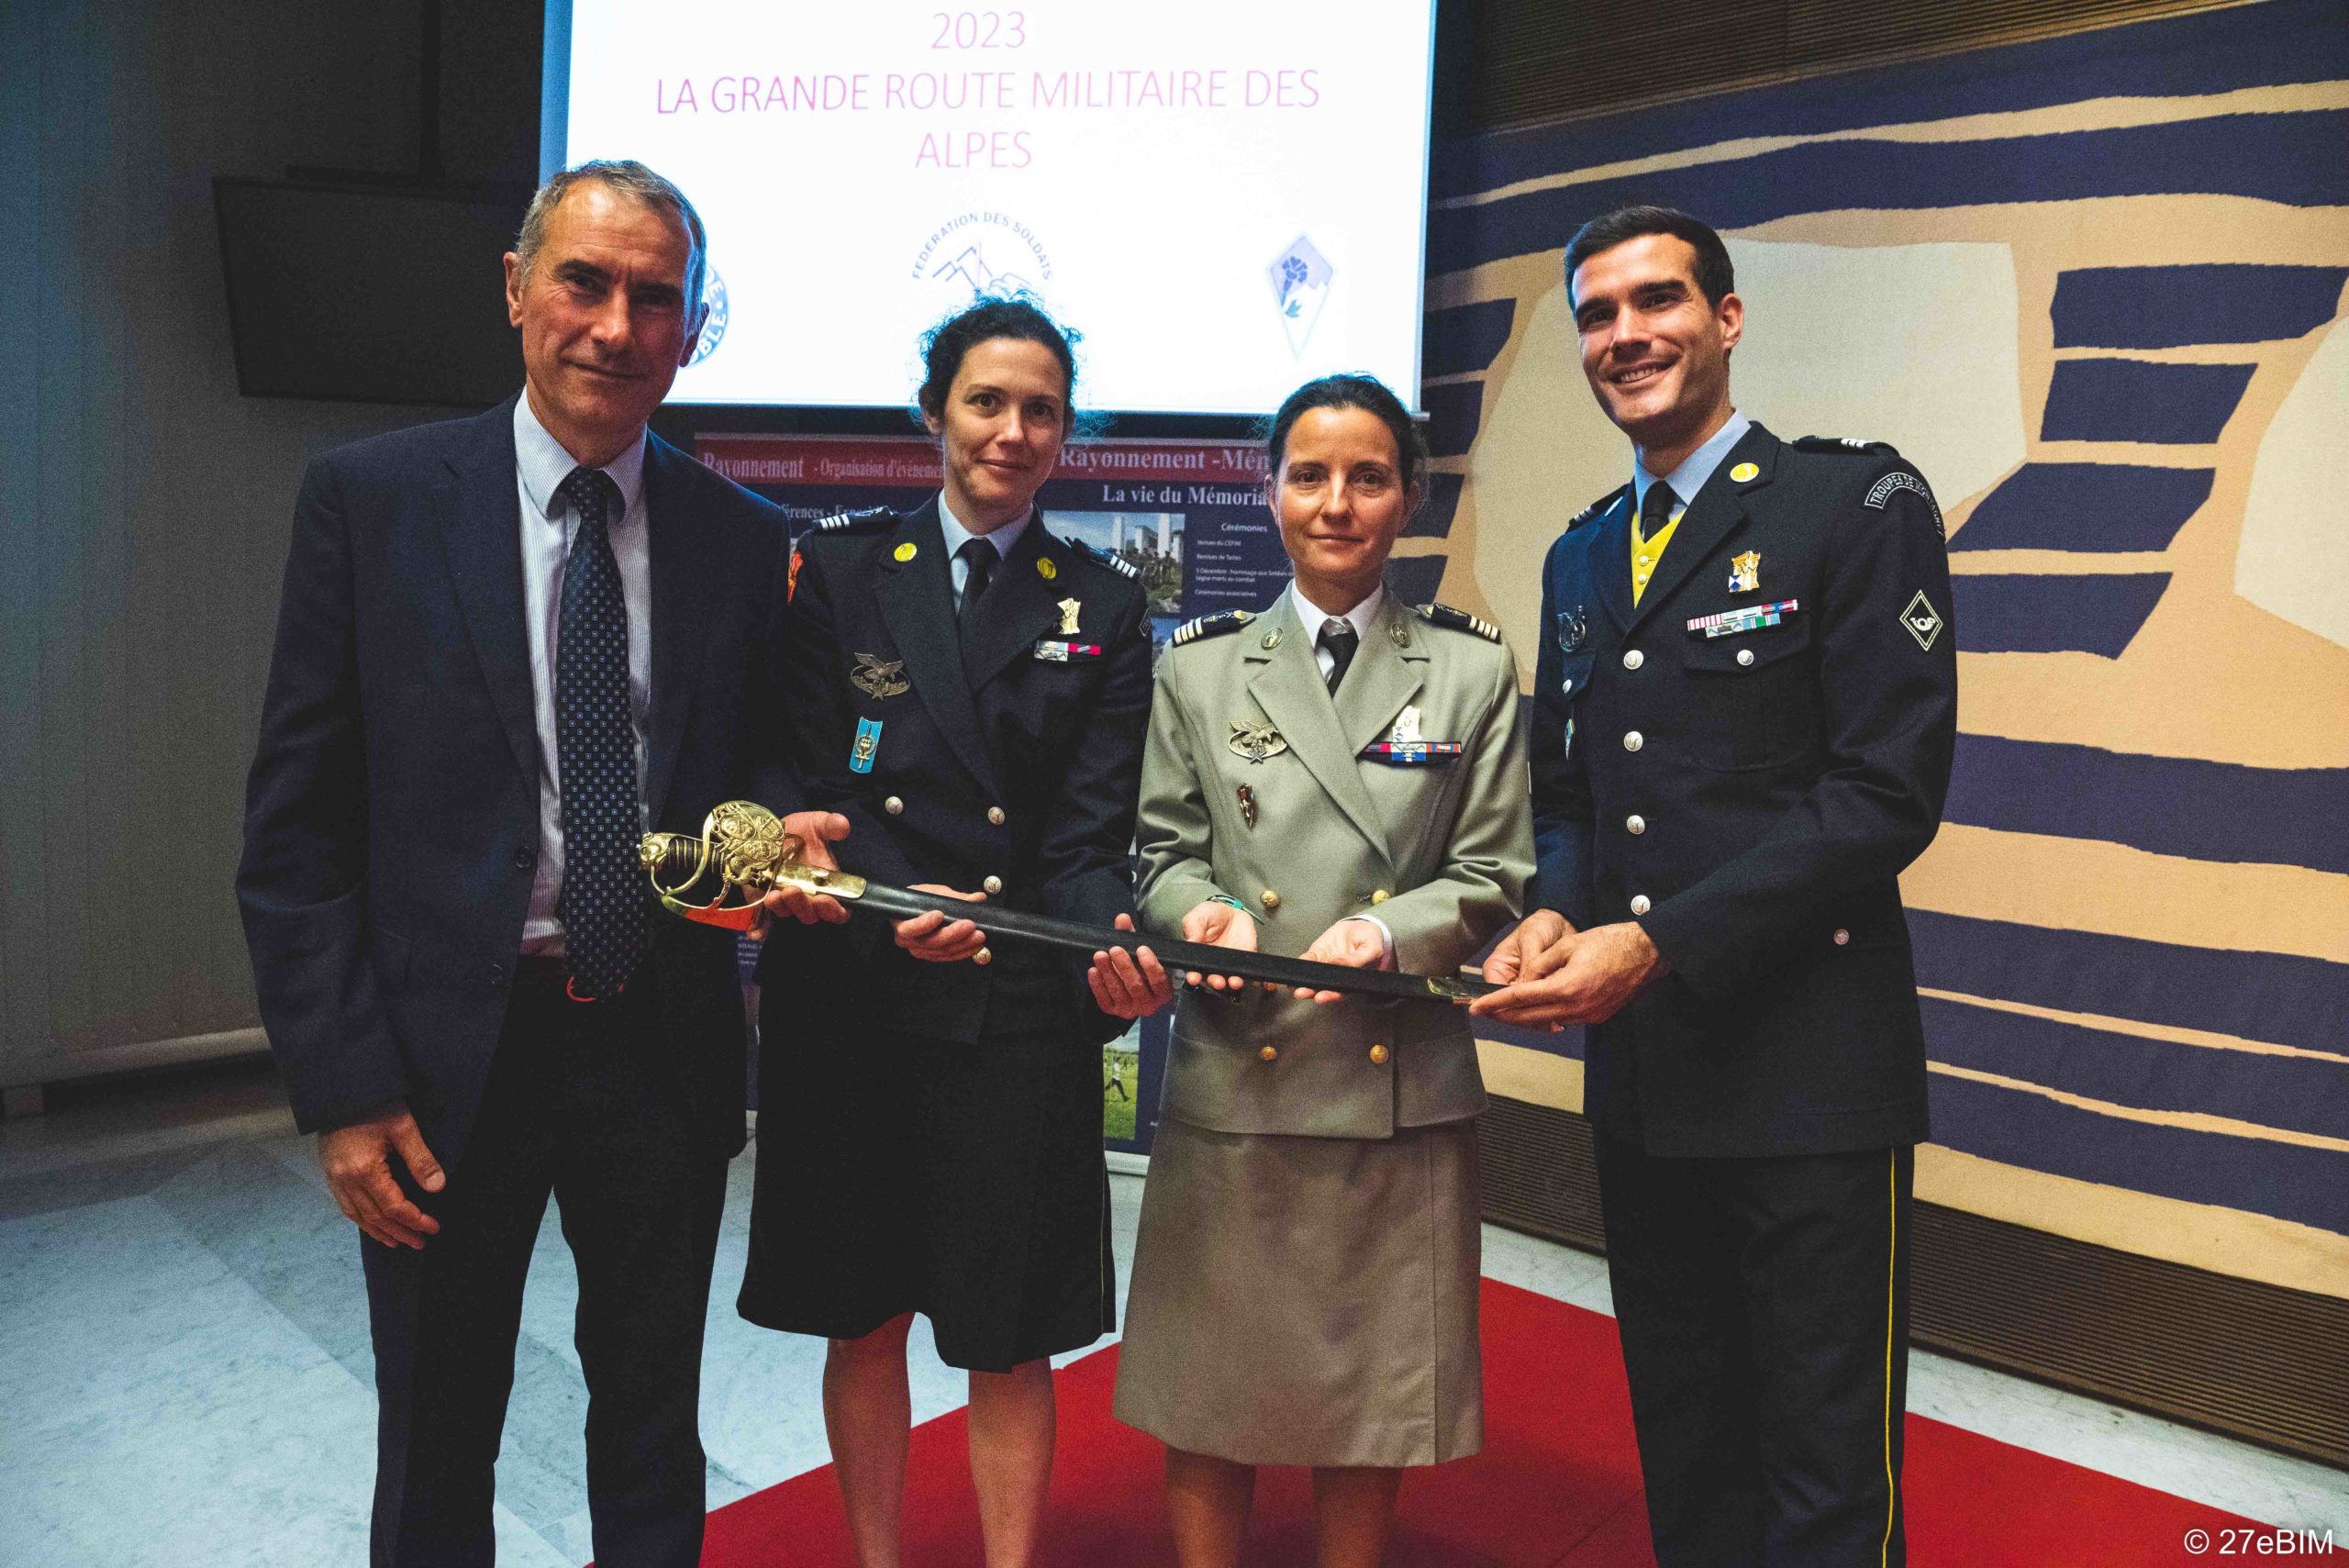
(1792, 435), (1901, 458)
(1170, 608), (1253, 646)
(1566, 482), (1632, 530)
(1064, 536), (1141, 578)
(1413, 602), (1504, 643)
(811, 506), (897, 534)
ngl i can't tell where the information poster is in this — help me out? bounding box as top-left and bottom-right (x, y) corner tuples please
(704, 433), (1291, 1152)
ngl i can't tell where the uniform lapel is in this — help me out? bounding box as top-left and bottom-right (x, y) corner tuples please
(1623, 422), (1777, 638)
(875, 499), (1000, 798)
(1336, 593), (1430, 754)
(962, 516), (1063, 690)
(432, 399), (536, 786)
(640, 431), (712, 822)
(1590, 489), (1636, 634)
(1246, 593), (1392, 864)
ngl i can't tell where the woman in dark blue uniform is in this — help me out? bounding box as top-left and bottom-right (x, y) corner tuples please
(739, 298), (1160, 1566)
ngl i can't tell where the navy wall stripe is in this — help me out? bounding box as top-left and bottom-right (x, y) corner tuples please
(1404, 471), (1465, 539)
(1953, 463), (2211, 553)
(1945, 735), (2349, 876)
(1922, 996), (2349, 1143)
(1927, 1069), (2346, 1235)
(1430, 112), (2349, 276)
(1435, 0), (2349, 200)
(1423, 381), (1485, 460)
(2051, 264), (2348, 349)
(1910, 910), (2349, 1051)
(1423, 299), (1519, 378)
(1951, 573), (2166, 657)
(1385, 555), (1448, 608)
(2040, 360), (2255, 445)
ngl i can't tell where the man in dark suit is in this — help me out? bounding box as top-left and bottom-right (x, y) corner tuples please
(237, 159), (842, 1567)
(1475, 206), (1958, 1565)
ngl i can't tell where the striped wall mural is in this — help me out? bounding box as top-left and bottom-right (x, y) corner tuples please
(1431, 0), (2349, 1301)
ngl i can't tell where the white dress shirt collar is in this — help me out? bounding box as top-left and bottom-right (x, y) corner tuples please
(1287, 578), (1386, 648)
(514, 393), (647, 523)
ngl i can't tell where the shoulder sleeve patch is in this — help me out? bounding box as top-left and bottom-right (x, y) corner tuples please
(1064, 535), (1141, 578)
(812, 506), (897, 534)
(1170, 608), (1254, 646)
(1864, 468), (1945, 537)
(1414, 602), (1504, 642)
(1792, 435), (1901, 458)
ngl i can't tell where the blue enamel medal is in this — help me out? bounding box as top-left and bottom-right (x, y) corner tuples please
(850, 717), (882, 773)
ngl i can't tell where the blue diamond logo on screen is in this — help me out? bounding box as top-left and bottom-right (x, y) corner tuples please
(1269, 236), (1333, 358)
(689, 266), (729, 366)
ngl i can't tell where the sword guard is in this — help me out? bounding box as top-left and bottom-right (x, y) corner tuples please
(640, 801), (868, 930)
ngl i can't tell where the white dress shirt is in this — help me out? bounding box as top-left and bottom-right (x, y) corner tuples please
(1632, 408), (1753, 517)
(513, 393), (653, 952)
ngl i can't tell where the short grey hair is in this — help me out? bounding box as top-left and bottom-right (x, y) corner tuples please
(514, 159), (708, 308)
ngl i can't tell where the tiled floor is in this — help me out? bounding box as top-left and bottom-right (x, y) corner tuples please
(2, 1058), (2342, 1566)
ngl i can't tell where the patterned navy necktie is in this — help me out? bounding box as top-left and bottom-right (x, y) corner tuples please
(554, 466), (645, 999)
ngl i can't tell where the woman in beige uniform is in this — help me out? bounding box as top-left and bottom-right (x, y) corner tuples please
(1106, 374), (1532, 1567)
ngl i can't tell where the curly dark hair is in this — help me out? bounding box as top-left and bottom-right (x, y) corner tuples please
(914, 295), (1081, 423)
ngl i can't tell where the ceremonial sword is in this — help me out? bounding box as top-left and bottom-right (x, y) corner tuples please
(641, 801), (1497, 1006)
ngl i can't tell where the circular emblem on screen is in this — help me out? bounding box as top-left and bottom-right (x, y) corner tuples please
(909, 212), (1054, 306)
(689, 266), (729, 366)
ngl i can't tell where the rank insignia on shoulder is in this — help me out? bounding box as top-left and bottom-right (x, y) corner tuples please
(1172, 609), (1253, 646)
(1793, 435), (1901, 457)
(813, 506), (897, 534)
(1565, 484), (1630, 530)
(1064, 536), (1141, 578)
(1413, 603), (1503, 642)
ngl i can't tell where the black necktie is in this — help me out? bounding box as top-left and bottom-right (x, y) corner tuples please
(1640, 481), (1679, 541)
(554, 466), (644, 999)
(957, 537), (997, 647)
(1319, 618), (1359, 695)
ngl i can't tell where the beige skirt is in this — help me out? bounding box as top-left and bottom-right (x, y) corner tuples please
(1111, 1117), (1483, 1468)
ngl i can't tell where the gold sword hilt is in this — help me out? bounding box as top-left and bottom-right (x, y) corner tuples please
(640, 802), (868, 930)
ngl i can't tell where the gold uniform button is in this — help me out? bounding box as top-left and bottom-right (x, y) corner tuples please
(982, 875), (1004, 895)
(1370, 889), (1390, 905)
(973, 947), (993, 965)
(1833, 928), (1851, 946)
(1623, 730), (1644, 752)
(1630, 895), (1652, 916)
(1261, 890), (1281, 910)
(884, 796), (904, 816)
(1368, 1044), (1390, 1065)
(986, 806), (1006, 826)
(1626, 814), (1646, 835)
(1259, 1045), (1278, 1062)
(1622, 649), (1644, 671)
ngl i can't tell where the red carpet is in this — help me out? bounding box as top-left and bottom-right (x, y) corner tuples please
(699, 1279), (2266, 1566)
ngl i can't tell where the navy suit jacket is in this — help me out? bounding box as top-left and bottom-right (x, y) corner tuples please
(237, 396), (797, 1169)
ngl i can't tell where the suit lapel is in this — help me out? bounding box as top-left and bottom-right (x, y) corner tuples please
(640, 432), (709, 822)
(1336, 594), (1430, 754)
(963, 516), (1063, 690)
(875, 499), (999, 798)
(1246, 594), (1392, 865)
(433, 400), (536, 786)
(1623, 423), (1776, 638)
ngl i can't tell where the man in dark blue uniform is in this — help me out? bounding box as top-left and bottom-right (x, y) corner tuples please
(1475, 206), (1958, 1566)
